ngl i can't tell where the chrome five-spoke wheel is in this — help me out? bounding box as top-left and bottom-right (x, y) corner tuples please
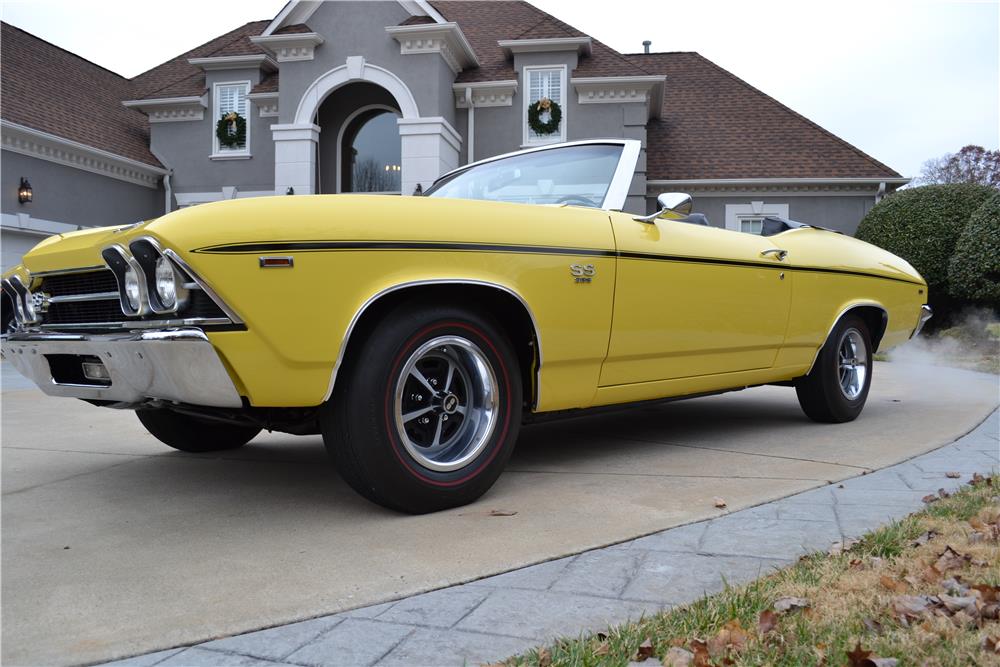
(394, 336), (499, 472)
(837, 328), (868, 400)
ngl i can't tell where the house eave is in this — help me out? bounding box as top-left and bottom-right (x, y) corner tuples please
(123, 96), (207, 123)
(386, 22), (480, 74)
(452, 80), (518, 108)
(188, 54), (278, 72)
(0, 120), (166, 188)
(498, 37), (593, 57)
(249, 33), (324, 62)
(570, 75), (666, 118)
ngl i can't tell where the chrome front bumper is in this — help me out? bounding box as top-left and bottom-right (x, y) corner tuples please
(1, 328), (242, 407)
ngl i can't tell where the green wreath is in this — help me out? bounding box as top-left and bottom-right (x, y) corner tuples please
(216, 111), (247, 148)
(527, 97), (562, 136)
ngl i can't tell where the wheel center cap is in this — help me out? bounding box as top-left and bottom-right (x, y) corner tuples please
(441, 393), (459, 414)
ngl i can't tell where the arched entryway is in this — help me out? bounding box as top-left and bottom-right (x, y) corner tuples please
(316, 82), (401, 194)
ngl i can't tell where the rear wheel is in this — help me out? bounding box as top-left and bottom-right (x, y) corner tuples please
(136, 409), (260, 452)
(795, 314), (873, 423)
(321, 303), (522, 514)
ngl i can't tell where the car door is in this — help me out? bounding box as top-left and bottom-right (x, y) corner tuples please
(600, 212), (792, 386)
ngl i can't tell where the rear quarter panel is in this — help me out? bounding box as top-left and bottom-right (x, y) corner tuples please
(775, 229), (927, 371)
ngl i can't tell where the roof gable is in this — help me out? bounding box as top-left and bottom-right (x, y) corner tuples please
(628, 52), (902, 180)
(0, 22), (160, 166)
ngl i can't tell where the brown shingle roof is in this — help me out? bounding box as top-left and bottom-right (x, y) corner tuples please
(431, 1), (648, 82)
(130, 20), (270, 100)
(0, 22), (160, 166)
(273, 23), (314, 34)
(628, 52), (901, 180)
(251, 72), (279, 95)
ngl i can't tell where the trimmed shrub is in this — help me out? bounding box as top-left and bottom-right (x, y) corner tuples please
(855, 183), (995, 294)
(947, 192), (1000, 307)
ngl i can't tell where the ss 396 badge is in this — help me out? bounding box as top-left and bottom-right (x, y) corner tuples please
(570, 263), (596, 283)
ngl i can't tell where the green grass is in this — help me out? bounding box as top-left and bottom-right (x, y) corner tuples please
(498, 474), (1000, 667)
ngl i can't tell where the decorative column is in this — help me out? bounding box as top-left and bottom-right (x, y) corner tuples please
(271, 123), (320, 195)
(397, 117), (462, 196)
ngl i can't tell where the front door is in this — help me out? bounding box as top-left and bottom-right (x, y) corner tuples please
(601, 213), (792, 386)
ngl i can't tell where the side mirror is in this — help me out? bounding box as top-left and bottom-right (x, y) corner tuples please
(634, 192), (694, 223)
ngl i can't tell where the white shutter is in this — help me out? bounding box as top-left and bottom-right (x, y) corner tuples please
(215, 83), (249, 152)
(525, 67), (564, 143)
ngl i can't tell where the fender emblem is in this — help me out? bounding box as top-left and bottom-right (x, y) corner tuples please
(570, 263), (595, 283)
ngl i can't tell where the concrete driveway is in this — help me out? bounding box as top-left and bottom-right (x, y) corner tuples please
(2, 360), (997, 666)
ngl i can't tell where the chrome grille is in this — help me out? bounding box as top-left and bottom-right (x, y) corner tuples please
(41, 270), (118, 297)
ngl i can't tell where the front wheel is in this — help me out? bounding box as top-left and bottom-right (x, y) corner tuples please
(136, 409), (261, 452)
(321, 304), (522, 514)
(795, 314), (873, 423)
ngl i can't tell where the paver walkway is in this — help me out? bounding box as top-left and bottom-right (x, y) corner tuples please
(107, 409), (999, 667)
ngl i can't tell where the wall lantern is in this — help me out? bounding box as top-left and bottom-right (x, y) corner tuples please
(18, 177), (33, 204)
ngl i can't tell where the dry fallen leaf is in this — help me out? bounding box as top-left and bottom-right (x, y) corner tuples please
(982, 635), (1000, 653)
(846, 642), (873, 667)
(921, 564), (943, 584)
(892, 595), (934, 623)
(937, 488), (951, 499)
(880, 575), (908, 593)
(662, 646), (694, 667)
(863, 617), (884, 635)
(594, 641), (610, 657)
(922, 494), (939, 504)
(911, 530), (939, 547)
(945, 471), (961, 478)
(489, 509), (518, 517)
(973, 584), (1000, 603)
(757, 609), (778, 634)
(934, 546), (968, 572)
(633, 638), (654, 661)
(538, 647), (552, 667)
(774, 596), (810, 613)
(939, 593), (978, 614)
(706, 619), (750, 658)
(689, 639), (711, 667)
(713, 497), (727, 508)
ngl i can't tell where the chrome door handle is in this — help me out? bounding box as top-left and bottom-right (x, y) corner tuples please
(760, 248), (788, 260)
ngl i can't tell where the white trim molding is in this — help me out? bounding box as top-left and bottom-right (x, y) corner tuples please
(386, 23), (479, 74)
(453, 80), (518, 108)
(1, 121), (167, 189)
(397, 0), (446, 23)
(249, 92), (279, 118)
(725, 202), (789, 232)
(250, 33), (325, 62)
(262, 0), (323, 36)
(499, 37), (592, 57)
(188, 55), (277, 71)
(571, 75), (666, 118)
(295, 57), (420, 123)
(123, 95), (207, 123)
(1, 212), (83, 237)
(647, 177), (910, 198)
(174, 188), (276, 207)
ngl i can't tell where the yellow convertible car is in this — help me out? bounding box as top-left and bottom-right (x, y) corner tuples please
(2, 140), (931, 513)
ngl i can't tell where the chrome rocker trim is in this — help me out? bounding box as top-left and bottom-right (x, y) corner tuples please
(1, 328), (243, 408)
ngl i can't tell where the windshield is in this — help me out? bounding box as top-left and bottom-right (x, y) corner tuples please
(425, 143), (624, 208)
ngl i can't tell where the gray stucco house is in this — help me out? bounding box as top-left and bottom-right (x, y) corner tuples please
(0, 0), (908, 271)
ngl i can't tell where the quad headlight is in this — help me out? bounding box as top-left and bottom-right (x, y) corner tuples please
(124, 265), (142, 311)
(154, 256), (177, 309)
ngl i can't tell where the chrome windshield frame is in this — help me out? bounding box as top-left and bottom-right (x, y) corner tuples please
(426, 139), (641, 212)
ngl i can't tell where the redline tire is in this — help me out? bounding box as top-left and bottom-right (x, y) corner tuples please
(136, 409), (260, 452)
(795, 314), (873, 423)
(321, 303), (522, 513)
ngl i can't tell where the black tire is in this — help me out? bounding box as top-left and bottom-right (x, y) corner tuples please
(136, 409), (261, 452)
(321, 303), (522, 514)
(795, 314), (873, 423)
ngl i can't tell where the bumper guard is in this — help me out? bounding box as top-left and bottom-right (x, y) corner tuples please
(1, 328), (242, 407)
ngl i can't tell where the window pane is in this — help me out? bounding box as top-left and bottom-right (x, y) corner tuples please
(344, 110), (401, 193)
(739, 217), (764, 235)
(217, 84), (248, 151)
(527, 68), (562, 141)
(426, 143), (622, 207)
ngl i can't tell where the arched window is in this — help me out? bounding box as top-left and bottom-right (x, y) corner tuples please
(341, 108), (401, 193)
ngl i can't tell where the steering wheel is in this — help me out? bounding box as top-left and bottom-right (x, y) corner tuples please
(554, 195), (598, 208)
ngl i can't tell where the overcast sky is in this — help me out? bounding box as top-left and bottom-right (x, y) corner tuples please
(2, 0), (996, 178)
